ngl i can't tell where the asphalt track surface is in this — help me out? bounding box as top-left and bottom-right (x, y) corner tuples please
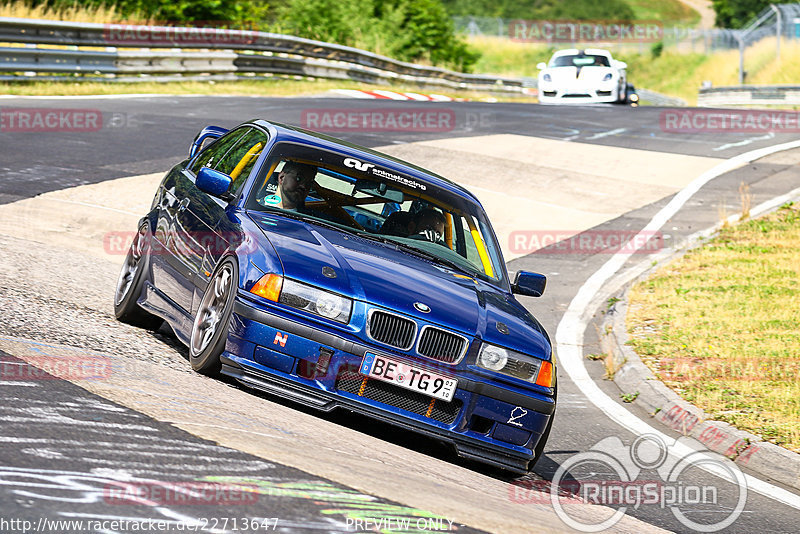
(1, 95), (800, 533)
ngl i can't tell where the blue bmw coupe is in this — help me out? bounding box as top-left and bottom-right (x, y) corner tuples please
(114, 120), (556, 472)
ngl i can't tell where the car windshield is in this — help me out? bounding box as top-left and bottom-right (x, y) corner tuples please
(245, 142), (505, 284)
(551, 54), (610, 67)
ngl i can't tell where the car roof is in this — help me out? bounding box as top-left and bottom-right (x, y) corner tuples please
(551, 48), (613, 57)
(250, 119), (481, 204)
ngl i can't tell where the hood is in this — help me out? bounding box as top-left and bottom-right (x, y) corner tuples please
(480, 290), (551, 361)
(249, 212), (482, 335)
(248, 212), (551, 357)
(541, 66), (615, 84)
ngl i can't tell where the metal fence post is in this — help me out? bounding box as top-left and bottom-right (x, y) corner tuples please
(771, 5), (781, 60)
(738, 36), (745, 84)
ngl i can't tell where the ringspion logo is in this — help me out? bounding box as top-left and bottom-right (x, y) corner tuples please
(510, 434), (747, 532)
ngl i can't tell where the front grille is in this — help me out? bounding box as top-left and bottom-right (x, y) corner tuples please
(367, 310), (416, 350)
(417, 326), (467, 364)
(336, 369), (461, 425)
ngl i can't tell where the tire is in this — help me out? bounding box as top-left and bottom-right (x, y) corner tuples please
(114, 223), (162, 330)
(189, 257), (238, 375)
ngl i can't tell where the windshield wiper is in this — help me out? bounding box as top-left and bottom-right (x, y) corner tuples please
(252, 209), (478, 277)
(252, 208), (362, 236)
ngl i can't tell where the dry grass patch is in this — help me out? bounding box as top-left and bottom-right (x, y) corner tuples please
(0, 0), (140, 23)
(627, 203), (800, 451)
(0, 77), (536, 102)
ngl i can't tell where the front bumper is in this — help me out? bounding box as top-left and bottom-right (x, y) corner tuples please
(538, 84), (619, 104)
(223, 296), (556, 472)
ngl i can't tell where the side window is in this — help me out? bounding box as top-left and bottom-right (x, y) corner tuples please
(189, 129), (247, 175)
(216, 129), (269, 196)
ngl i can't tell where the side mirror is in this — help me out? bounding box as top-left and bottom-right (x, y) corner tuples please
(196, 167), (233, 198)
(536, 62), (547, 70)
(614, 60), (627, 70)
(511, 271), (546, 297)
(190, 125), (229, 158)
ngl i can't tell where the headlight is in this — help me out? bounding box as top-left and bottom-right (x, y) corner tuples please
(603, 73), (613, 81)
(543, 73), (552, 83)
(280, 279), (351, 323)
(250, 275), (352, 323)
(477, 343), (553, 387)
(478, 344), (508, 371)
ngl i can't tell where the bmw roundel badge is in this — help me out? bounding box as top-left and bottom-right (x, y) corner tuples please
(414, 302), (431, 313)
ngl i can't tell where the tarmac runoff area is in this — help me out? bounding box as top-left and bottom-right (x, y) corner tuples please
(0, 133), (707, 534)
(377, 134), (723, 260)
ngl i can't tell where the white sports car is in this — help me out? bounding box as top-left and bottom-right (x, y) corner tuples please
(537, 48), (628, 104)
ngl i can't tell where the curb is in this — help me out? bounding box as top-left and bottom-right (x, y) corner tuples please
(331, 89), (464, 101)
(599, 216), (800, 492)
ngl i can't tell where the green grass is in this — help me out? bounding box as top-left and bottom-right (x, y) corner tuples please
(627, 203), (800, 452)
(626, 0), (700, 25)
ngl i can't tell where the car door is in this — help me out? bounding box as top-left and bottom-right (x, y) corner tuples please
(152, 128), (249, 314)
(188, 127), (269, 315)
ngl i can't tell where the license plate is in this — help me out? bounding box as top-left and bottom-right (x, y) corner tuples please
(359, 352), (457, 402)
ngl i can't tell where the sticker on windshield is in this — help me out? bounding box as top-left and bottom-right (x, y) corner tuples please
(263, 194), (281, 205)
(343, 157), (427, 191)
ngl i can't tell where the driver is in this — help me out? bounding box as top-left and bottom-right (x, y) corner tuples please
(261, 161), (317, 211)
(409, 208), (446, 246)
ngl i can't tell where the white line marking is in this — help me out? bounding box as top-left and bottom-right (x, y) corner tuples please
(166, 420), (287, 439)
(555, 139), (800, 510)
(46, 197), (142, 216)
(0, 94), (206, 100)
(330, 89), (376, 99)
(428, 94), (453, 102)
(586, 128), (627, 140)
(402, 92), (434, 101)
(713, 132), (775, 152)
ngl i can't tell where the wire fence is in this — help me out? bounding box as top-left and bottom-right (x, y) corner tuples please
(453, 4), (800, 53)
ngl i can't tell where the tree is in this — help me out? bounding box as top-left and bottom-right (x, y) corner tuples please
(711, 0), (772, 29)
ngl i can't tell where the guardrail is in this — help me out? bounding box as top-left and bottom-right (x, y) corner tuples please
(0, 17), (524, 92)
(634, 88), (687, 107)
(698, 85), (800, 106)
